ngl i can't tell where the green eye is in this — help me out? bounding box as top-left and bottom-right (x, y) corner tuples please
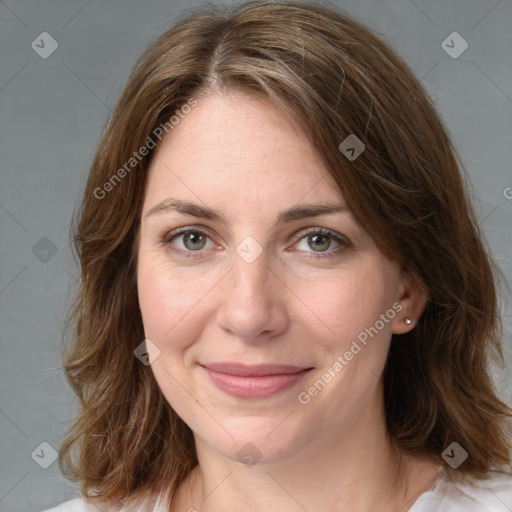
(162, 226), (350, 260)
(305, 233), (336, 252)
(181, 231), (207, 251)
(293, 227), (349, 258)
(163, 228), (213, 255)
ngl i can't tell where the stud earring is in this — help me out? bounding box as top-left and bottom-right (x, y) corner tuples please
(405, 317), (412, 325)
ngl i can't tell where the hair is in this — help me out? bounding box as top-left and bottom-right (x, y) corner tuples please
(59, 0), (512, 509)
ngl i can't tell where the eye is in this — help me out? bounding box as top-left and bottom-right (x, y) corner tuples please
(162, 227), (215, 255)
(161, 226), (351, 259)
(293, 227), (350, 258)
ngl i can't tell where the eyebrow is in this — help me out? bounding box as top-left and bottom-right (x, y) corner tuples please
(145, 198), (351, 226)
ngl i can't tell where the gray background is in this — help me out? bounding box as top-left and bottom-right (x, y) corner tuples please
(0, 0), (511, 510)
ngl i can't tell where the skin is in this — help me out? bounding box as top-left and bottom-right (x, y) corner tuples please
(136, 90), (442, 512)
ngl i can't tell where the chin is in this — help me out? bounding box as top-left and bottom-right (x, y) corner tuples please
(195, 414), (314, 467)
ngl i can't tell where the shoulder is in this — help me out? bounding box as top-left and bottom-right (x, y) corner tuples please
(37, 493), (163, 512)
(411, 469), (512, 511)
(36, 499), (99, 512)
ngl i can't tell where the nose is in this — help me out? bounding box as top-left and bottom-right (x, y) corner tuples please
(215, 249), (289, 343)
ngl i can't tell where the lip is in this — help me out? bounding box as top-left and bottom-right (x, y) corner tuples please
(201, 362), (313, 399)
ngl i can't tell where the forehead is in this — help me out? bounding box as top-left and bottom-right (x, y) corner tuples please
(144, 92), (344, 208)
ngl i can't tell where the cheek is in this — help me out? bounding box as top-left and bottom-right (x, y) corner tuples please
(136, 252), (214, 352)
(290, 264), (395, 352)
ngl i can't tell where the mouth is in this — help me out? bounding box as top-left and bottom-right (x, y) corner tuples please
(200, 362), (314, 399)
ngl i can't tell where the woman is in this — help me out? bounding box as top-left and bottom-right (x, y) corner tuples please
(42, 1), (512, 510)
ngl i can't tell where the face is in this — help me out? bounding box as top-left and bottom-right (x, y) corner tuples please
(137, 91), (415, 465)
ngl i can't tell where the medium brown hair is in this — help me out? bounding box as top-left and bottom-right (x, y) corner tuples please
(59, 0), (512, 508)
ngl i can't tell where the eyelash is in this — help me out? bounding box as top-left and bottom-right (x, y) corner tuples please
(160, 226), (351, 260)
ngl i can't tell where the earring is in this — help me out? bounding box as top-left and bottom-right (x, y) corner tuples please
(405, 317), (412, 325)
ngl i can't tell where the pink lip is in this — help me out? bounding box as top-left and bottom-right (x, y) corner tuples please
(201, 363), (313, 399)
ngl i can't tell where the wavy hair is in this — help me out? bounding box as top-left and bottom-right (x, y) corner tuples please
(59, 0), (512, 508)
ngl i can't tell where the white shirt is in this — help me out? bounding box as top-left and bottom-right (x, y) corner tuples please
(39, 469), (512, 511)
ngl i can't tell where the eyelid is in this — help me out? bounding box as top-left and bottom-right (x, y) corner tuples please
(161, 225), (214, 243)
(291, 226), (351, 246)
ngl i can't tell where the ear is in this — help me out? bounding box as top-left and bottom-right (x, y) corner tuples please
(392, 268), (428, 334)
